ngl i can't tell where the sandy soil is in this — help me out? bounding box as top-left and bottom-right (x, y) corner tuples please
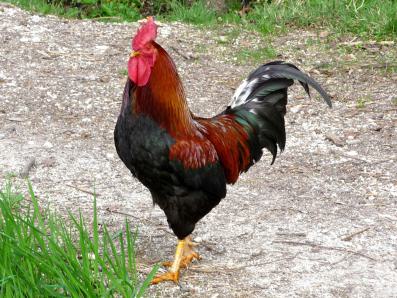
(1, 3), (396, 297)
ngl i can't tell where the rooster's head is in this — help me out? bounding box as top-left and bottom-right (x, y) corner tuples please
(128, 16), (158, 86)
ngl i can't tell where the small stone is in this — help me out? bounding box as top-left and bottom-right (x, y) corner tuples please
(346, 150), (358, 156)
(43, 141), (53, 149)
(99, 76), (110, 83)
(95, 45), (109, 53)
(81, 132), (91, 139)
(251, 249), (262, 257)
(346, 139), (360, 145)
(290, 105), (302, 113)
(218, 36), (228, 43)
(6, 126), (16, 133)
(194, 236), (202, 243)
(325, 133), (344, 147)
(31, 15), (41, 22)
(319, 31), (330, 38)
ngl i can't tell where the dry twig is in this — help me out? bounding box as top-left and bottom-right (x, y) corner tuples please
(276, 232), (306, 237)
(7, 117), (25, 122)
(170, 45), (197, 60)
(339, 40), (395, 47)
(187, 254), (300, 273)
(330, 149), (371, 163)
(273, 240), (376, 261)
(65, 184), (100, 197)
(341, 227), (370, 241)
(104, 207), (174, 235)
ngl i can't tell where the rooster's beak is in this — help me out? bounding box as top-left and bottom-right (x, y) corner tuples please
(130, 50), (140, 58)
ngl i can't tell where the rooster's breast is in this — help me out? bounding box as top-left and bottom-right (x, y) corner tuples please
(114, 113), (176, 191)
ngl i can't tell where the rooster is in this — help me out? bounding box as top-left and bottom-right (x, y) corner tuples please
(114, 17), (332, 284)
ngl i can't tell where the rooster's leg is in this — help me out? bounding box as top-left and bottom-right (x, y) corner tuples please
(162, 236), (200, 268)
(151, 236), (200, 284)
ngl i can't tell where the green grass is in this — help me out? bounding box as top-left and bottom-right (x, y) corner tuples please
(162, 0), (218, 25)
(7, 0), (141, 21)
(235, 46), (278, 64)
(118, 68), (128, 77)
(245, 0), (397, 40)
(0, 181), (158, 297)
(215, 27), (241, 45)
(356, 97), (372, 109)
(162, 0), (397, 40)
(4, 0), (397, 39)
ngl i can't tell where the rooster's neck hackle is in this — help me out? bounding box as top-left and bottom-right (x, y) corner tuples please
(134, 42), (196, 137)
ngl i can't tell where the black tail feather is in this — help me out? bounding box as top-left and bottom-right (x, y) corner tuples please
(246, 61), (332, 107)
(228, 61), (331, 165)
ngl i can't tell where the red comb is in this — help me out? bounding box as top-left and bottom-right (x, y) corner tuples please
(132, 17), (157, 50)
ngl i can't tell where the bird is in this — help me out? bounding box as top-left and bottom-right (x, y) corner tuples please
(239, 0), (251, 16)
(239, 0), (284, 16)
(114, 17), (332, 284)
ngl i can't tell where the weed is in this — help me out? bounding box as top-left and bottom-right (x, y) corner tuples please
(0, 181), (158, 297)
(215, 27), (241, 45)
(235, 46), (277, 64)
(118, 68), (128, 77)
(356, 97), (372, 108)
(305, 37), (317, 47)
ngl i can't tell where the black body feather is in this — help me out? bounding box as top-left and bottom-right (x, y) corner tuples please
(114, 80), (226, 239)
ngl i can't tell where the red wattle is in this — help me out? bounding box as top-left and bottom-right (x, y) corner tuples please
(128, 56), (151, 86)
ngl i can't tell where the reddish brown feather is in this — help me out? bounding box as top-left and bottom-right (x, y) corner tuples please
(169, 138), (218, 169)
(133, 43), (195, 136)
(196, 116), (251, 184)
(133, 41), (251, 180)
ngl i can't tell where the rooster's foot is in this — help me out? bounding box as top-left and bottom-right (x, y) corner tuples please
(162, 251), (200, 268)
(151, 271), (179, 284)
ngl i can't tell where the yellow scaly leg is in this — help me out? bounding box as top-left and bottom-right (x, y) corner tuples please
(151, 236), (200, 285)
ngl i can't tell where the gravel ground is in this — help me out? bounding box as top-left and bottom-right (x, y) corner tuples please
(0, 3), (396, 297)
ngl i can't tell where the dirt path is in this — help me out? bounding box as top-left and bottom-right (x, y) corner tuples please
(1, 3), (396, 297)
